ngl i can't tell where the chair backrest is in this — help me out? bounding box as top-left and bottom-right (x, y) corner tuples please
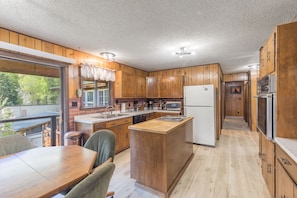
(84, 129), (116, 168)
(0, 134), (36, 157)
(65, 162), (115, 198)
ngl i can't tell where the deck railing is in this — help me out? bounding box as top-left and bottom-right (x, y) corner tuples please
(0, 112), (60, 146)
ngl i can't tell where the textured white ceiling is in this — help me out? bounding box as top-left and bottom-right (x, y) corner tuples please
(0, 0), (296, 74)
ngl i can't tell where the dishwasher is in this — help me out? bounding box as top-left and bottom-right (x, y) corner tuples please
(132, 114), (146, 124)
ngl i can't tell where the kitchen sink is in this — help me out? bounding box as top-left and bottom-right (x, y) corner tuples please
(156, 115), (187, 122)
(92, 113), (129, 119)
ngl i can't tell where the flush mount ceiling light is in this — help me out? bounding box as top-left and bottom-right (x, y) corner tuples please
(173, 47), (195, 58)
(100, 52), (116, 62)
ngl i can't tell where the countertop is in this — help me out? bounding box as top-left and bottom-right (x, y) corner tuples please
(74, 109), (181, 124)
(275, 137), (297, 163)
(128, 116), (193, 134)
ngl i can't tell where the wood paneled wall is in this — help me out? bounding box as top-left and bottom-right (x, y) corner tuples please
(224, 72), (249, 82)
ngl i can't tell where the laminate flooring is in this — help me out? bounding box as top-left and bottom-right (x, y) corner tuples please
(108, 117), (271, 198)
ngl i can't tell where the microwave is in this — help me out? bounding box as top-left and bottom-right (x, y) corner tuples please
(165, 101), (182, 111)
(257, 74), (277, 139)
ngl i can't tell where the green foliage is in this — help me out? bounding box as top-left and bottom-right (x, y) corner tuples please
(0, 96), (15, 137)
(0, 72), (22, 106)
(18, 75), (60, 105)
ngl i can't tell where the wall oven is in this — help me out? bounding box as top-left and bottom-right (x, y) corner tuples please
(257, 75), (276, 140)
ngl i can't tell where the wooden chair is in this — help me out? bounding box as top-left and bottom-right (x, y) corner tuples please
(65, 162), (115, 198)
(84, 129), (116, 197)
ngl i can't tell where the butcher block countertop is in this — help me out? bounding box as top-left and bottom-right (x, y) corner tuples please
(128, 116), (193, 134)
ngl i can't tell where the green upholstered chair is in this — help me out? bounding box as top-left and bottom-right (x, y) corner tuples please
(84, 129), (116, 197)
(0, 134), (36, 157)
(65, 162), (115, 198)
(84, 129), (116, 168)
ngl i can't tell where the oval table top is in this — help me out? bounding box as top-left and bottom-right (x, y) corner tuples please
(0, 145), (97, 198)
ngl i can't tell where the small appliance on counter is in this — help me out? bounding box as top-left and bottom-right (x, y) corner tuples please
(165, 101), (182, 111)
(148, 101), (153, 110)
(121, 103), (126, 112)
(133, 101), (138, 111)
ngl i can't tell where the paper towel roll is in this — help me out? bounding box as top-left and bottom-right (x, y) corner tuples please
(121, 103), (126, 112)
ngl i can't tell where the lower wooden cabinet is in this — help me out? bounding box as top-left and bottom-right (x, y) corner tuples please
(75, 117), (132, 153)
(146, 112), (156, 121)
(259, 132), (275, 197)
(105, 117), (132, 153)
(276, 144), (297, 198)
(276, 160), (294, 198)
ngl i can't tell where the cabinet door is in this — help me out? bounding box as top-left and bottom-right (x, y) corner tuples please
(259, 46), (267, 79)
(121, 123), (131, 149)
(261, 133), (275, 197)
(276, 161), (294, 198)
(265, 32), (275, 75)
(135, 75), (146, 98)
(266, 139), (275, 197)
(171, 77), (183, 98)
(122, 72), (134, 97)
(107, 125), (122, 153)
(146, 77), (159, 98)
(159, 77), (172, 98)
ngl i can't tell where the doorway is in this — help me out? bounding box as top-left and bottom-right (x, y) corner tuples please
(225, 82), (244, 117)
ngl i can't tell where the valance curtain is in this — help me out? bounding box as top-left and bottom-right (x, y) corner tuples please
(80, 63), (115, 82)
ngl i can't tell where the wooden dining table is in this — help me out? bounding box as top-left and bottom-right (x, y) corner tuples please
(0, 145), (97, 198)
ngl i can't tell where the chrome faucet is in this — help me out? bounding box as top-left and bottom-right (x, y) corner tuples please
(105, 105), (114, 114)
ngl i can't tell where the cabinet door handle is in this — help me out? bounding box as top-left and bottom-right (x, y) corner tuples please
(267, 51), (271, 62)
(281, 157), (292, 166)
(267, 164), (272, 174)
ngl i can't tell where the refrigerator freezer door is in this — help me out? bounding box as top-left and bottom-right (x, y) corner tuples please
(184, 106), (216, 146)
(184, 85), (215, 107)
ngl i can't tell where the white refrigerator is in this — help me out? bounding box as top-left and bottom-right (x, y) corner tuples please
(184, 85), (216, 146)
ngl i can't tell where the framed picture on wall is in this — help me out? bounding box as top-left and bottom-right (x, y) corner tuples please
(230, 86), (241, 94)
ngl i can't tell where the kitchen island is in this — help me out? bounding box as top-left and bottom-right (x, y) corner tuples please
(128, 116), (193, 197)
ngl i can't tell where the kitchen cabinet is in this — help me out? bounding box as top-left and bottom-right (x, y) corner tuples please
(159, 76), (184, 98)
(259, 132), (275, 197)
(146, 77), (159, 98)
(105, 117), (132, 153)
(115, 71), (146, 98)
(276, 144), (296, 198)
(75, 117), (132, 153)
(155, 111), (181, 118)
(259, 31), (276, 79)
(146, 112), (157, 120)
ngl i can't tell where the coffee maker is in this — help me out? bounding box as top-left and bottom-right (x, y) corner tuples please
(148, 101), (153, 110)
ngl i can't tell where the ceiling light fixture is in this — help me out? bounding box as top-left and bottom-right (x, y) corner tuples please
(100, 52), (116, 62)
(174, 47), (195, 58)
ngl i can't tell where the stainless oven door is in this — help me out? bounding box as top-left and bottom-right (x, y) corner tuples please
(257, 94), (273, 139)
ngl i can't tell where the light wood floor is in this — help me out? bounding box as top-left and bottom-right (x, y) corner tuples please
(108, 117), (271, 198)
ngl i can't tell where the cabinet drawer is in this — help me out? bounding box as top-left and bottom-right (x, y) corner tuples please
(276, 144), (297, 184)
(93, 122), (106, 131)
(106, 117), (132, 128)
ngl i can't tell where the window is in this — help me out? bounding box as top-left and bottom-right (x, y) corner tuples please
(82, 79), (111, 108)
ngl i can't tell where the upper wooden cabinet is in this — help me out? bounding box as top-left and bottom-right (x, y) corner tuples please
(259, 31), (276, 79)
(146, 76), (184, 98)
(115, 71), (146, 98)
(146, 77), (159, 98)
